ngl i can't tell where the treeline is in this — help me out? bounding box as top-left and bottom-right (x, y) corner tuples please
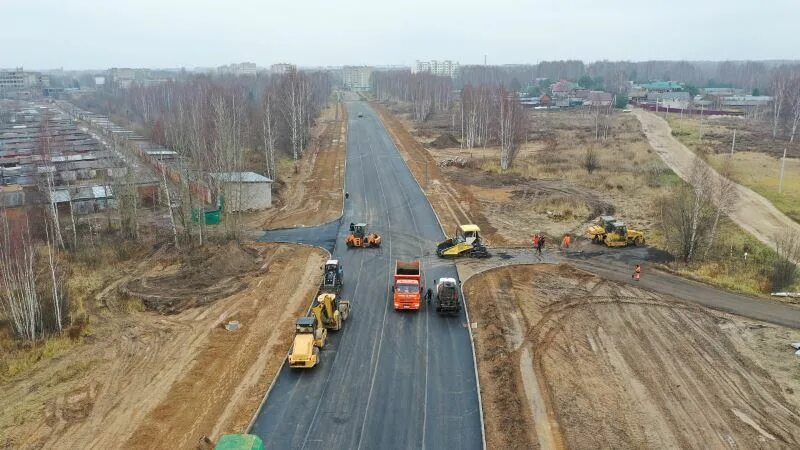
(458, 60), (800, 93)
(79, 72), (333, 180)
(372, 70), (453, 122)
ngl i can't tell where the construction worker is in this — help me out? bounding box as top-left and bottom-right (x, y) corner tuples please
(633, 264), (641, 281)
(425, 288), (433, 304)
(561, 233), (571, 249)
(537, 236), (545, 255)
(345, 191), (349, 199)
(532, 233), (540, 250)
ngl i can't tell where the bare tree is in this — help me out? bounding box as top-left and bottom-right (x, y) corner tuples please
(770, 230), (800, 291)
(0, 212), (41, 341)
(498, 88), (526, 170)
(771, 72), (788, 138)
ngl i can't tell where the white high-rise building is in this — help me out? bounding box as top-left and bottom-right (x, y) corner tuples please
(341, 66), (373, 91)
(270, 63), (296, 75)
(413, 60), (459, 78)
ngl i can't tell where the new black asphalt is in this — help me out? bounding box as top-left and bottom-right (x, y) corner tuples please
(253, 102), (483, 449)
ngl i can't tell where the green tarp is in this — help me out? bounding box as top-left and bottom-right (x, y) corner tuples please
(214, 434), (264, 450)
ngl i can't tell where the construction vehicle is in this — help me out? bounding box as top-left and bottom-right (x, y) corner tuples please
(586, 216), (645, 247)
(585, 215), (617, 243)
(321, 259), (343, 294)
(213, 434), (265, 450)
(287, 316), (326, 368)
(392, 260), (423, 310)
(436, 224), (490, 258)
(603, 220), (645, 247)
(346, 222), (381, 248)
(311, 292), (351, 331)
(434, 278), (460, 314)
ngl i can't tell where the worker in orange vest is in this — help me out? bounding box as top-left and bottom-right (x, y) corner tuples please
(633, 264), (641, 281)
(531, 233), (540, 249)
(561, 233), (571, 248)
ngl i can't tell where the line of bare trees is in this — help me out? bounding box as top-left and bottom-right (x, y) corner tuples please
(458, 85), (527, 169)
(87, 72), (332, 244)
(372, 70), (453, 122)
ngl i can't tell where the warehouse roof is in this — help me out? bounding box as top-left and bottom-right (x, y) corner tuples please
(211, 172), (273, 183)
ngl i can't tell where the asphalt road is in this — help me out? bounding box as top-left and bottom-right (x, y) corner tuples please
(253, 102), (483, 449)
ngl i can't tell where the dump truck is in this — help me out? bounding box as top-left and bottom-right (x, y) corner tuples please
(287, 316), (326, 368)
(392, 260), (423, 310)
(434, 277), (460, 314)
(437, 224), (490, 258)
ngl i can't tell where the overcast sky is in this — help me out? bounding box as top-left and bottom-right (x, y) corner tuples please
(2, 0), (799, 70)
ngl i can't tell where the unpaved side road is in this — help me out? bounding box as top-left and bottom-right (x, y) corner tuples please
(633, 108), (800, 252)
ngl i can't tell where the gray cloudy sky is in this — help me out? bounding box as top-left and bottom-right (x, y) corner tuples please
(2, 0), (798, 70)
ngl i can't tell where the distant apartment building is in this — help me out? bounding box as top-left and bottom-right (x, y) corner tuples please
(413, 60), (459, 78)
(218, 62), (258, 77)
(108, 68), (153, 89)
(342, 66), (373, 91)
(270, 63), (296, 75)
(0, 68), (44, 98)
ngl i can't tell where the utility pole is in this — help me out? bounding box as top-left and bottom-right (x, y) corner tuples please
(779, 147), (787, 194)
(730, 129), (736, 157)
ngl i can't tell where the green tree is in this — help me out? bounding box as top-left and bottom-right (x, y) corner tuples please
(578, 75), (593, 89)
(525, 85), (541, 97)
(614, 94), (628, 109)
(752, 88), (761, 96)
(684, 84), (699, 97)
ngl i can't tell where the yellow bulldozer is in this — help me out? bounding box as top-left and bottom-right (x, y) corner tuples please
(346, 222), (381, 248)
(586, 216), (645, 247)
(311, 292), (351, 331)
(436, 224), (490, 258)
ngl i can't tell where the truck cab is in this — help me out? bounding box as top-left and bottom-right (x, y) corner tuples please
(393, 261), (423, 310)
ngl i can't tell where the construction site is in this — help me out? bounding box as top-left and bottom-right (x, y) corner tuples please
(463, 264), (800, 449)
(3, 17), (800, 448)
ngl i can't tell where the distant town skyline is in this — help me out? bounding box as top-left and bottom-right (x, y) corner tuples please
(2, 0), (799, 70)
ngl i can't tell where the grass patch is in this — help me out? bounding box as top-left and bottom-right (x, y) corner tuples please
(666, 219), (798, 296)
(0, 335), (78, 381)
(708, 152), (800, 223)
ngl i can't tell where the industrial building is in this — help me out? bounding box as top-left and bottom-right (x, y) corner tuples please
(218, 62), (258, 77)
(210, 172), (273, 211)
(0, 68), (47, 98)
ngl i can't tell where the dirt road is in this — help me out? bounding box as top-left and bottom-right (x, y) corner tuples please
(0, 243), (327, 449)
(465, 264), (800, 450)
(633, 108), (800, 251)
(246, 101), (347, 231)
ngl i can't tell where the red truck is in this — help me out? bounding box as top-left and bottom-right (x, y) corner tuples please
(393, 260), (423, 310)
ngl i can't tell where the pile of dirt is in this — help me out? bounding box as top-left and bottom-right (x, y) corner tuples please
(428, 133), (461, 149)
(121, 242), (259, 314)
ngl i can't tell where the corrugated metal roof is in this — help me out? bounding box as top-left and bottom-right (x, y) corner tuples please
(211, 172), (273, 183)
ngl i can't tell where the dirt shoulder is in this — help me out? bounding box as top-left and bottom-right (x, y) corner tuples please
(633, 107), (800, 249)
(0, 243), (327, 449)
(370, 101), (502, 242)
(245, 101), (347, 231)
(464, 264), (800, 450)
